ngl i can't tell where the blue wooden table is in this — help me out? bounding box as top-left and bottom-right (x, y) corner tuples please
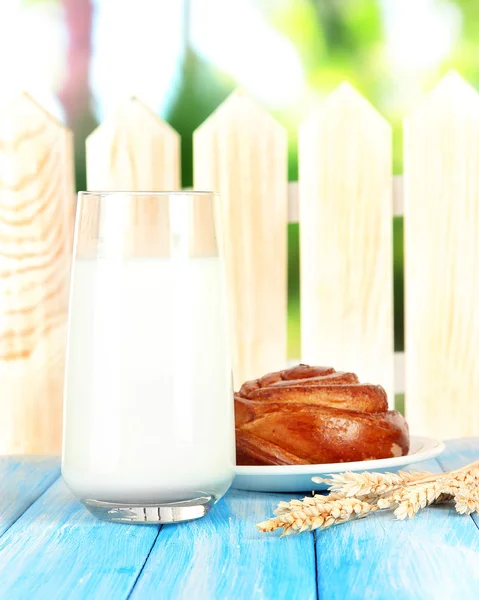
(0, 438), (478, 599)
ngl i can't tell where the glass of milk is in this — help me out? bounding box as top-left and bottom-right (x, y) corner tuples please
(62, 192), (235, 524)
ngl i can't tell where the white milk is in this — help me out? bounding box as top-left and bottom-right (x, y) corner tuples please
(62, 257), (235, 504)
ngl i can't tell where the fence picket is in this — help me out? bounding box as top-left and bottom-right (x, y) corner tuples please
(0, 94), (74, 453)
(86, 97), (180, 190)
(404, 72), (479, 438)
(299, 82), (394, 403)
(194, 90), (288, 388)
(3, 77), (479, 451)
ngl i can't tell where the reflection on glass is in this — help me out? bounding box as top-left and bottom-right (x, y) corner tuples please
(62, 192), (235, 524)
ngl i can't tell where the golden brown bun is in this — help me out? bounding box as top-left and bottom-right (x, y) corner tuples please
(235, 364), (409, 465)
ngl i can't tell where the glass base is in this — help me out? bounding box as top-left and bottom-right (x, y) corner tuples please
(82, 495), (215, 524)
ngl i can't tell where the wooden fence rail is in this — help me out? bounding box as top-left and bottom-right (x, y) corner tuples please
(0, 72), (477, 453)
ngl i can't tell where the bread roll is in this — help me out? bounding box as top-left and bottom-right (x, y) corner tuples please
(235, 364), (409, 465)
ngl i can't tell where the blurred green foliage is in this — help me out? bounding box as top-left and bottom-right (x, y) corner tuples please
(168, 49), (236, 188)
(163, 1), (396, 359)
(393, 216), (404, 352)
(287, 224), (300, 358)
(163, 0), (476, 359)
(59, 0), (479, 362)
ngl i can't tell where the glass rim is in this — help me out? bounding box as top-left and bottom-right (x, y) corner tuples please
(78, 190), (218, 197)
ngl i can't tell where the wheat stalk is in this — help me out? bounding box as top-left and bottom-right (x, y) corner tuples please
(257, 498), (377, 536)
(377, 479), (447, 519)
(274, 493), (346, 515)
(312, 470), (432, 498)
(257, 459), (479, 535)
(453, 485), (479, 515)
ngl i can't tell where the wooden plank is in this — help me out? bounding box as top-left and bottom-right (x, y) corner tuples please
(392, 175), (404, 217)
(394, 351), (405, 395)
(288, 181), (299, 222)
(0, 456), (59, 538)
(194, 89), (288, 388)
(0, 477), (159, 599)
(0, 93), (74, 454)
(436, 436), (479, 468)
(86, 97), (180, 190)
(129, 489), (316, 600)
(404, 72), (479, 438)
(299, 83), (394, 402)
(0, 442), (476, 598)
(315, 439), (479, 599)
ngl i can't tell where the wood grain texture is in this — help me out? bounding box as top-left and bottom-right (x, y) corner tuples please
(129, 489), (316, 600)
(0, 93), (74, 454)
(0, 440), (478, 598)
(404, 72), (479, 438)
(86, 97), (180, 191)
(299, 83), (394, 403)
(0, 477), (159, 600)
(315, 450), (479, 600)
(0, 456), (59, 537)
(194, 90), (288, 388)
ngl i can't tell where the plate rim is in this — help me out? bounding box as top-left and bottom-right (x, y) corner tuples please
(233, 435), (445, 477)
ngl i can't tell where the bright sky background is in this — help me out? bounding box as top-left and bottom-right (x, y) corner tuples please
(379, 0), (461, 113)
(189, 0), (306, 108)
(91, 0), (184, 119)
(381, 0), (461, 70)
(92, 0), (305, 116)
(0, 0), (66, 118)
(0, 0), (465, 122)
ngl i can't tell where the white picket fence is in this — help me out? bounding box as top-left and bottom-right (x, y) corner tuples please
(1, 72), (478, 454)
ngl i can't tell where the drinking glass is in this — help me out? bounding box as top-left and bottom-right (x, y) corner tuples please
(62, 192), (235, 524)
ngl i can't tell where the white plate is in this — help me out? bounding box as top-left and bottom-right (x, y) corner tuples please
(232, 436), (445, 493)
